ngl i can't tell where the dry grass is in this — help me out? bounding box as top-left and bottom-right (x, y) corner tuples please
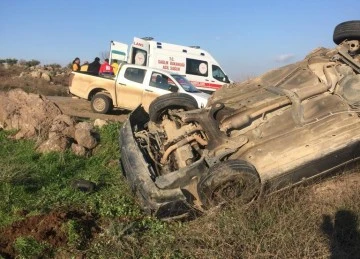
(125, 172), (360, 258)
(0, 65), (70, 96)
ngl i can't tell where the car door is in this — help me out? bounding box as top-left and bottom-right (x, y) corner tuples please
(116, 66), (147, 110)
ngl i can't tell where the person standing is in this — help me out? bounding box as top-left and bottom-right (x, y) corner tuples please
(87, 57), (101, 75)
(99, 58), (114, 75)
(111, 59), (119, 76)
(72, 57), (80, 71)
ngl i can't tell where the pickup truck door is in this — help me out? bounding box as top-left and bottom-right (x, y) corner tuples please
(109, 41), (128, 64)
(116, 66), (148, 110)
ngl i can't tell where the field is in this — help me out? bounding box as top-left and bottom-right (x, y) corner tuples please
(1, 64), (360, 258)
(1, 123), (360, 258)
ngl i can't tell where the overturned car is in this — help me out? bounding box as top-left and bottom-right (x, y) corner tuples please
(120, 21), (360, 219)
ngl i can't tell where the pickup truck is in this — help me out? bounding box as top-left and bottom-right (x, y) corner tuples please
(69, 64), (209, 114)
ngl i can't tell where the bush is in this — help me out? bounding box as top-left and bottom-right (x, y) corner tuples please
(25, 59), (41, 67)
(47, 63), (62, 69)
(0, 58), (18, 66)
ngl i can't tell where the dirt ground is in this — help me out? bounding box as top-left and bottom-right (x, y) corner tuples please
(47, 96), (130, 122)
(0, 210), (99, 258)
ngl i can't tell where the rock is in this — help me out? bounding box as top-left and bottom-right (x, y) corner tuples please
(37, 134), (71, 153)
(71, 143), (87, 156)
(75, 127), (98, 149)
(0, 89), (62, 139)
(41, 72), (51, 82)
(49, 114), (76, 139)
(76, 121), (94, 131)
(30, 71), (42, 78)
(94, 119), (108, 128)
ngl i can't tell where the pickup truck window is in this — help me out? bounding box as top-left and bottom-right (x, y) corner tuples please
(124, 67), (146, 83)
(149, 72), (174, 90)
(172, 74), (200, 93)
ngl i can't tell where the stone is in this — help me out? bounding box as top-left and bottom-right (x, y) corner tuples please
(0, 89), (62, 139)
(76, 121), (94, 131)
(30, 71), (42, 78)
(37, 134), (71, 153)
(94, 119), (108, 128)
(75, 127), (97, 149)
(71, 143), (87, 156)
(49, 114), (76, 139)
(41, 72), (51, 82)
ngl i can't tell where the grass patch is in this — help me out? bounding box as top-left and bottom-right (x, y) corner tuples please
(14, 236), (52, 258)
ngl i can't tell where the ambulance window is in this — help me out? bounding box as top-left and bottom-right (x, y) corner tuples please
(212, 65), (230, 83)
(186, 58), (208, 77)
(124, 67), (146, 83)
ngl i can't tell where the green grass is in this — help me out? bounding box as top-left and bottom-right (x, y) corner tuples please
(1, 123), (360, 258)
(13, 236), (51, 258)
(0, 124), (141, 227)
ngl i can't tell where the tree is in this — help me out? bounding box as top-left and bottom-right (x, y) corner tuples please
(5, 58), (18, 65)
(25, 59), (41, 67)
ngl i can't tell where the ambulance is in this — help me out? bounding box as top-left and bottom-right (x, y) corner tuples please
(109, 37), (231, 93)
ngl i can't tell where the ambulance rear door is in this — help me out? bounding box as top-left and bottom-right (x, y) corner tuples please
(109, 41), (128, 64)
(129, 37), (150, 66)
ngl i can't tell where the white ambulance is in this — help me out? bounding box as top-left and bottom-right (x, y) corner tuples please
(109, 37), (231, 93)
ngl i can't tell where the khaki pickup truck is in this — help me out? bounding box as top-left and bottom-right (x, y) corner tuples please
(69, 64), (209, 114)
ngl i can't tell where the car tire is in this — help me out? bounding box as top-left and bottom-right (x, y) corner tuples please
(91, 93), (113, 114)
(198, 160), (260, 209)
(333, 20), (360, 45)
(149, 93), (198, 123)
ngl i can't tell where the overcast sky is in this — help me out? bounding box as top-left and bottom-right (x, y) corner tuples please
(0, 0), (359, 81)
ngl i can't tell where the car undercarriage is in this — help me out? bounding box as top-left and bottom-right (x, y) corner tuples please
(120, 20), (360, 219)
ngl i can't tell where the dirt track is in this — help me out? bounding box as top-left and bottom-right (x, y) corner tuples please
(47, 96), (130, 122)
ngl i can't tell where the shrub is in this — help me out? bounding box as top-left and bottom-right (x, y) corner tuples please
(0, 58), (18, 65)
(25, 59), (41, 67)
(47, 63), (62, 69)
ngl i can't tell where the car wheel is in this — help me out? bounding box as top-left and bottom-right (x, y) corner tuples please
(91, 93), (113, 114)
(198, 160), (260, 209)
(149, 93), (198, 123)
(333, 20), (360, 45)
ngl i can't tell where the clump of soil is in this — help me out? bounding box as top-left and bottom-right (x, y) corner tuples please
(0, 210), (99, 258)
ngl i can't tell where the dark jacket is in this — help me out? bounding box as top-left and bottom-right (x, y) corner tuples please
(87, 60), (101, 75)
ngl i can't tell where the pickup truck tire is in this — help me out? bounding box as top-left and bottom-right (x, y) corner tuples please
(149, 93), (198, 123)
(333, 20), (360, 45)
(91, 93), (113, 114)
(198, 160), (260, 209)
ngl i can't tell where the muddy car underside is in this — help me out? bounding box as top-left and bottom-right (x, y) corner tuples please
(120, 21), (360, 218)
